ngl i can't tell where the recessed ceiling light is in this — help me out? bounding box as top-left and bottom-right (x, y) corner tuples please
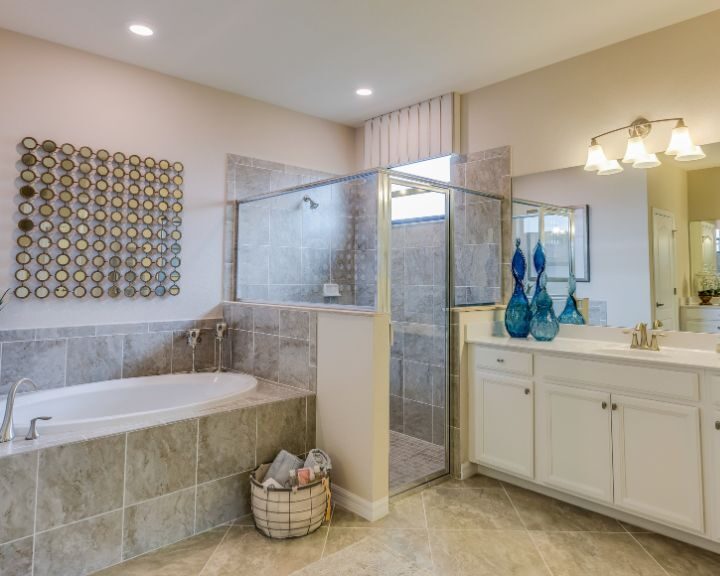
(129, 24), (154, 37)
(356, 88), (373, 96)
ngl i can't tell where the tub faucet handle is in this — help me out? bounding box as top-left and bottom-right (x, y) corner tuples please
(25, 416), (51, 441)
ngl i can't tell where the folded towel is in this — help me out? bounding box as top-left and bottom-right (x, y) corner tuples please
(265, 450), (303, 488)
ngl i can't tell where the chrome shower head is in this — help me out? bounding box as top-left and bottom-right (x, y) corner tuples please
(303, 195), (319, 210)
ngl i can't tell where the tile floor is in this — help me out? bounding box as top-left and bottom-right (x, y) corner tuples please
(95, 475), (720, 576)
(389, 431), (445, 493)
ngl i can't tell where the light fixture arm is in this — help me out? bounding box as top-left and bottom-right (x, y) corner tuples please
(590, 117), (684, 142)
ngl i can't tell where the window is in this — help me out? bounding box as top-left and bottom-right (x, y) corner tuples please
(390, 156), (450, 223)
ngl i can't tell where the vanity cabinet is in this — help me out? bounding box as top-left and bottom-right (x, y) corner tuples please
(470, 341), (712, 543)
(470, 373), (534, 478)
(540, 384), (613, 503)
(611, 395), (703, 532)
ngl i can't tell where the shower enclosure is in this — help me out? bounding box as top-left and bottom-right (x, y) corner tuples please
(234, 168), (502, 493)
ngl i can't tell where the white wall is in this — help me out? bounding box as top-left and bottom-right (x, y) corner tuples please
(462, 10), (720, 177)
(513, 167), (651, 327)
(0, 29), (355, 329)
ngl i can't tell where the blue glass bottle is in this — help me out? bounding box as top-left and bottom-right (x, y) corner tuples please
(530, 272), (560, 341)
(530, 242), (546, 315)
(504, 239), (531, 338)
(558, 274), (585, 325)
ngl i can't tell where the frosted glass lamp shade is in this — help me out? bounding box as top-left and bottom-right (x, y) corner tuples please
(665, 122), (694, 156)
(633, 153), (661, 169)
(584, 141), (607, 172)
(676, 145), (706, 162)
(622, 137), (648, 164)
(597, 159), (624, 175)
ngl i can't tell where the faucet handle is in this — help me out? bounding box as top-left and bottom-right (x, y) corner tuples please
(25, 416), (51, 441)
(652, 319), (664, 330)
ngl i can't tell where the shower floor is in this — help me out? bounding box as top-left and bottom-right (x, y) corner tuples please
(389, 430), (445, 493)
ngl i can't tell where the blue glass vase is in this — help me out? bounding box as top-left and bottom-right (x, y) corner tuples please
(530, 272), (560, 341)
(530, 242), (546, 315)
(558, 274), (585, 325)
(504, 239), (531, 338)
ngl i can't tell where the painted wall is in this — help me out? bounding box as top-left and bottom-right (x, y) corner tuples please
(688, 167), (720, 221)
(0, 29), (355, 330)
(462, 10), (720, 177)
(513, 166), (651, 327)
(647, 161), (691, 303)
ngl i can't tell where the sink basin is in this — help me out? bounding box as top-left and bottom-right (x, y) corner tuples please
(595, 347), (671, 359)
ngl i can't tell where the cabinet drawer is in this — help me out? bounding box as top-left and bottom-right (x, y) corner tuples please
(683, 307), (720, 322)
(682, 320), (720, 334)
(472, 346), (533, 376)
(537, 355), (699, 402)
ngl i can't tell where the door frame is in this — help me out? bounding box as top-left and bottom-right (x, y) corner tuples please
(651, 207), (678, 330)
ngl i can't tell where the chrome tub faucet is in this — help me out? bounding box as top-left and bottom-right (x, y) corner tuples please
(1, 378), (37, 443)
(215, 322), (228, 373)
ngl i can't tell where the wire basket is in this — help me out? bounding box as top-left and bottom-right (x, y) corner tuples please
(250, 466), (331, 539)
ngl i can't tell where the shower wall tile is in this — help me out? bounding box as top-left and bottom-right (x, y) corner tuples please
(403, 399), (433, 443)
(270, 208), (302, 246)
(237, 204), (270, 245)
(390, 395), (404, 433)
(404, 360), (432, 405)
(301, 248), (331, 284)
(66, 335), (123, 386)
(0, 452), (37, 544)
(279, 309), (310, 340)
(405, 247), (434, 286)
(405, 286), (434, 324)
(237, 245), (269, 285)
(37, 435), (125, 531)
(234, 164), (271, 199)
(0, 339), (66, 394)
(34, 510), (122, 576)
(123, 488), (195, 559)
(390, 357), (403, 396)
(230, 329), (254, 373)
(253, 306), (279, 335)
(172, 330), (217, 374)
(253, 333), (279, 381)
(0, 536), (33, 576)
(269, 247), (301, 284)
(122, 332), (172, 378)
(125, 420), (197, 504)
(279, 338), (310, 389)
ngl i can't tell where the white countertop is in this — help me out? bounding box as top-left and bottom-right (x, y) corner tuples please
(466, 331), (720, 371)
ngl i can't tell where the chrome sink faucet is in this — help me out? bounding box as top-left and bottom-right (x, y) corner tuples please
(1, 378), (37, 443)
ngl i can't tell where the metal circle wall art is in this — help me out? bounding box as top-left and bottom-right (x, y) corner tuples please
(13, 137), (184, 299)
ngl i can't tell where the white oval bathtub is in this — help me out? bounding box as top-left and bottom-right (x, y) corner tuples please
(11, 372), (257, 436)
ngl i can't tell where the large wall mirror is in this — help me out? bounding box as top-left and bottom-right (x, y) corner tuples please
(512, 141), (720, 333)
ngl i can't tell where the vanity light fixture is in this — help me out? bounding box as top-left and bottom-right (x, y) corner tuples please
(129, 24), (154, 37)
(584, 117), (705, 175)
(356, 88), (373, 96)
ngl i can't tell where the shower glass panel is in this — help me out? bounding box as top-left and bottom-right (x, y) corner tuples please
(235, 172), (378, 308)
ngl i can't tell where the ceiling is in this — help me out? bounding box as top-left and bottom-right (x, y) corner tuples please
(0, 1), (715, 126)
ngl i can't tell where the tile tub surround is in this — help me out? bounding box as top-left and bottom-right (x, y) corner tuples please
(0, 318), (226, 396)
(0, 388), (315, 576)
(390, 220), (448, 448)
(223, 302), (317, 392)
(223, 154), (336, 302)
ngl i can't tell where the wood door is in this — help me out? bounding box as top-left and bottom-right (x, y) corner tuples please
(652, 208), (677, 329)
(540, 383), (613, 503)
(471, 374), (534, 478)
(612, 394), (703, 532)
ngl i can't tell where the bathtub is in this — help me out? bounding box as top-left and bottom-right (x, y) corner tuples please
(11, 372), (257, 436)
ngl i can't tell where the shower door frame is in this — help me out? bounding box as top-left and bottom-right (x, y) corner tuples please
(379, 172), (453, 493)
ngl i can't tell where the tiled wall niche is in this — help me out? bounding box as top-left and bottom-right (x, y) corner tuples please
(223, 302), (317, 392)
(0, 393), (315, 576)
(0, 318), (225, 396)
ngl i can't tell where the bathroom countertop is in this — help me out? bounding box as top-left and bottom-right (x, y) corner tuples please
(0, 378), (312, 459)
(466, 333), (720, 371)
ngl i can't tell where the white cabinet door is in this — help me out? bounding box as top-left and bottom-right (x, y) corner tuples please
(540, 383), (613, 503)
(470, 374), (534, 478)
(612, 395), (704, 533)
(714, 413), (720, 541)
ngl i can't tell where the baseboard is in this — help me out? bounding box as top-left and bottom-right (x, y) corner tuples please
(459, 460), (477, 480)
(332, 485), (389, 522)
(474, 464), (720, 556)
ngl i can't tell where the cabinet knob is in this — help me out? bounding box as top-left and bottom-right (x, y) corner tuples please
(496, 358), (505, 364)
(601, 401), (608, 410)
(715, 421), (720, 431)
(612, 403), (618, 411)
(524, 388), (530, 395)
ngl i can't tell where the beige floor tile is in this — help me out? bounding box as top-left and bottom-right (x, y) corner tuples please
(324, 527), (433, 571)
(291, 537), (433, 576)
(200, 525), (327, 576)
(633, 533), (720, 576)
(330, 493), (426, 529)
(504, 485), (623, 532)
(438, 474), (502, 489)
(531, 532), (666, 576)
(619, 521), (652, 533)
(96, 527), (228, 576)
(429, 529), (551, 575)
(422, 487), (522, 530)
